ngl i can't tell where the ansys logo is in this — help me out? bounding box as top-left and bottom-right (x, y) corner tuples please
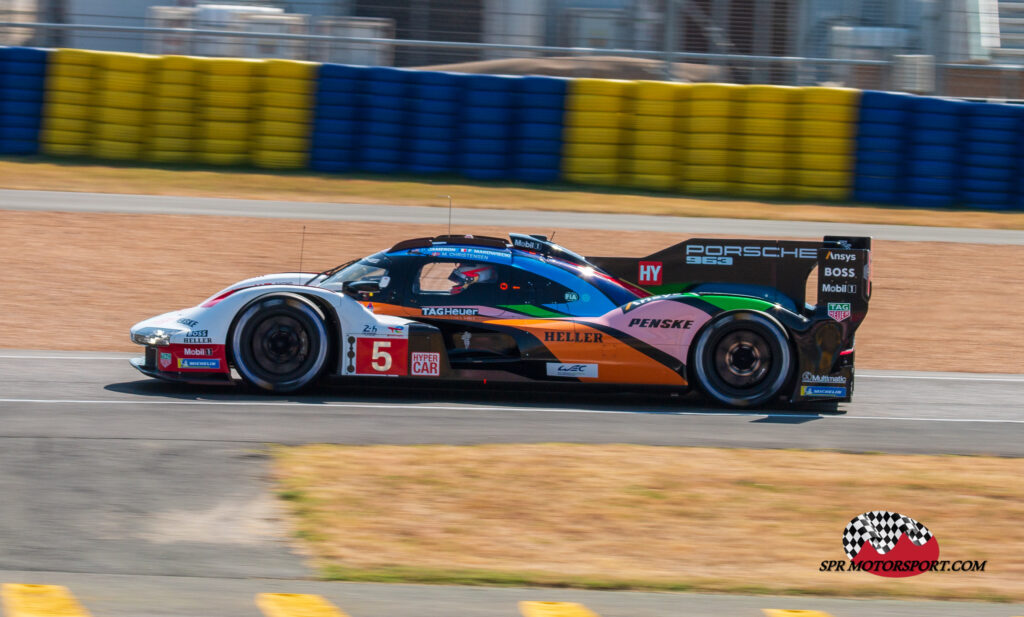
(842, 511), (939, 578)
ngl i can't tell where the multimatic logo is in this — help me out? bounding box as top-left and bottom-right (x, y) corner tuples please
(802, 372), (846, 384)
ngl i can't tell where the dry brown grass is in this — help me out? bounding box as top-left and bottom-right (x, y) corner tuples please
(272, 444), (1024, 601)
(3, 157), (1024, 229)
(1, 209), (1022, 373)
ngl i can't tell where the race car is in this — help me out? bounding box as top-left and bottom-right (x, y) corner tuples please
(129, 232), (871, 407)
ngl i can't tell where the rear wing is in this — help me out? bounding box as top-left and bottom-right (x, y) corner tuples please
(588, 235), (872, 321)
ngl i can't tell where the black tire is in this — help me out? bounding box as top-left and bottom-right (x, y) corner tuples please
(691, 312), (792, 408)
(231, 294), (329, 393)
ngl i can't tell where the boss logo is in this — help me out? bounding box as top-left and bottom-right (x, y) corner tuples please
(824, 267), (856, 278)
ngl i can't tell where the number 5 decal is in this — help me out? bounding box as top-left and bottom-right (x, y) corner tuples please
(371, 340), (392, 371)
(355, 338), (409, 376)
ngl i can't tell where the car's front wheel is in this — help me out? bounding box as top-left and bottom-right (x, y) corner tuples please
(231, 294), (329, 392)
(691, 311), (792, 408)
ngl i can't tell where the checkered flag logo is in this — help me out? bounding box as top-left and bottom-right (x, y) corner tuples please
(843, 511), (934, 559)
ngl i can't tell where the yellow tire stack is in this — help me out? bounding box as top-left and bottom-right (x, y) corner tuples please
(791, 87), (859, 200)
(678, 83), (740, 194)
(91, 52), (156, 160)
(625, 81), (688, 191)
(198, 58), (263, 166)
(561, 78), (633, 186)
(41, 49), (101, 157)
(733, 85), (797, 198)
(146, 56), (203, 164)
(252, 59), (317, 169)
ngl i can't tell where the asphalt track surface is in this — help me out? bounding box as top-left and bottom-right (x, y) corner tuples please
(3, 193), (1023, 615)
(1, 351), (1023, 616)
(4, 188), (1024, 244)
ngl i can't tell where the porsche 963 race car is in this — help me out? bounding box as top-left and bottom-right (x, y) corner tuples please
(130, 233), (871, 407)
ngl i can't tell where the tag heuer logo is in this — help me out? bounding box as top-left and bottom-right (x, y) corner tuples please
(159, 352), (172, 369)
(828, 302), (852, 322)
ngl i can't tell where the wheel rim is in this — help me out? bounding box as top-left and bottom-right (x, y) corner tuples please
(251, 314), (310, 376)
(713, 330), (771, 388)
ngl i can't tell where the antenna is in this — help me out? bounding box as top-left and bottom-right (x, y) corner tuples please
(298, 225), (307, 272)
(438, 194), (453, 235)
(550, 230), (556, 242)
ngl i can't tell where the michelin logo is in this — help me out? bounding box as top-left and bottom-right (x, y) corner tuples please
(177, 358), (221, 369)
(800, 385), (847, 398)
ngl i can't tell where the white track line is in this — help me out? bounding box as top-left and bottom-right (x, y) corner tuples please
(0, 398), (1022, 424)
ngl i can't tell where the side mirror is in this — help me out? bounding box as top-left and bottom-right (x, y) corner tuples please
(342, 280), (381, 296)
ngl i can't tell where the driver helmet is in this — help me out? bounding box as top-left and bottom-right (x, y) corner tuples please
(449, 264), (496, 294)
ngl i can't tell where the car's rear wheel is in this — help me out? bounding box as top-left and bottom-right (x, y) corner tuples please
(231, 294), (328, 392)
(691, 312), (792, 408)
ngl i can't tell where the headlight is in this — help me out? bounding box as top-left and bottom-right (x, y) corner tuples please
(131, 327), (181, 347)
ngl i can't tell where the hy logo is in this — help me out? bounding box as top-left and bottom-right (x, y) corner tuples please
(638, 261), (663, 285)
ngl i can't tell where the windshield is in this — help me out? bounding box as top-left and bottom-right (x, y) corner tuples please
(317, 254), (390, 292)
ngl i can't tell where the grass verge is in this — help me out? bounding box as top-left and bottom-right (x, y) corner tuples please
(271, 444), (1024, 602)
(4, 156), (1024, 229)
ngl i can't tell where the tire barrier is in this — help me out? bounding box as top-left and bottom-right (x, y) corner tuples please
(853, 90), (913, 204)
(408, 70), (464, 174)
(198, 57), (261, 166)
(6, 46), (1024, 210)
(310, 63), (363, 173)
(93, 52), (156, 160)
(679, 82), (740, 194)
(626, 80), (686, 191)
(561, 78), (634, 186)
(41, 48), (100, 157)
(360, 66), (413, 174)
(146, 55), (202, 164)
(734, 85), (796, 198)
(0, 47), (48, 155)
(253, 60), (317, 170)
(459, 73), (518, 180)
(512, 75), (566, 183)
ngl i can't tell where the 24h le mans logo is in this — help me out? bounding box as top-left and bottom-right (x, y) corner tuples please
(827, 302), (851, 322)
(842, 511), (939, 578)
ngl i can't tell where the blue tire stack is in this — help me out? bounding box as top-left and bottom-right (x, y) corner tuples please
(903, 97), (965, 208)
(359, 66), (412, 174)
(852, 90), (912, 204)
(310, 64), (365, 173)
(959, 102), (1021, 210)
(512, 76), (567, 183)
(407, 71), (464, 174)
(459, 74), (519, 180)
(0, 47), (48, 155)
